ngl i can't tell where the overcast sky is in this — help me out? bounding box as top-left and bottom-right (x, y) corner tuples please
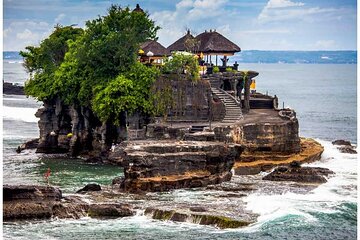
(3, 0), (357, 51)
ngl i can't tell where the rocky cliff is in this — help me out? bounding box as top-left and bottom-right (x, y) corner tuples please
(109, 140), (243, 192)
(34, 97), (122, 157)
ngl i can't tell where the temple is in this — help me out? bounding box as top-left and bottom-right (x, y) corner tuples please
(30, 4), (322, 193)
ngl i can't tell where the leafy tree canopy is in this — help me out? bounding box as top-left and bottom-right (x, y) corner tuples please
(21, 4), (160, 125)
(162, 53), (200, 81)
(20, 25), (84, 99)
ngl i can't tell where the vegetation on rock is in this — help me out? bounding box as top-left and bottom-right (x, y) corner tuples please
(162, 53), (200, 81)
(20, 5), (160, 125)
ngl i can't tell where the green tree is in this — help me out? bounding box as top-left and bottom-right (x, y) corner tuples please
(54, 4), (159, 108)
(162, 53), (200, 81)
(20, 25), (84, 100)
(92, 62), (160, 124)
(22, 4), (160, 126)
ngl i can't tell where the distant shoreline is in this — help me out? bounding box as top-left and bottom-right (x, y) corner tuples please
(3, 50), (357, 64)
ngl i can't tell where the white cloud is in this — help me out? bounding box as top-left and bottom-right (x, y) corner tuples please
(151, 0), (228, 46)
(266, 0), (304, 9)
(241, 29), (291, 34)
(16, 29), (39, 40)
(55, 13), (66, 23)
(4, 20), (52, 50)
(314, 40), (336, 49)
(258, 0), (334, 24)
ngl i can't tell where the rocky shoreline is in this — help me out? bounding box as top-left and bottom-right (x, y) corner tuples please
(3, 82), (25, 95)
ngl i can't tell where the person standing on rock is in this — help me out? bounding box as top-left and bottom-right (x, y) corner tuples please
(44, 168), (51, 186)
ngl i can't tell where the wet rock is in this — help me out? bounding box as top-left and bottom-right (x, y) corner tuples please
(189, 206), (207, 212)
(338, 146), (357, 154)
(118, 140), (243, 192)
(88, 203), (134, 218)
(3, 185), (62, 201)
(144, 207), (251, 229)
(332, 139), (352, 146)
(76, 183), (102, 193)
(112, 176), (125, 185)
(263, 166), (334, 183)
(3, 185), (62, 220)
(206, 184), (256, 192)
(16, 138), (39, 153)
(52, 197), (89, 219)
(234, 138), (324, 175)
(84, 156), (104, 163)
(4, 202), (54, 220)
(3, 82), (24, 95)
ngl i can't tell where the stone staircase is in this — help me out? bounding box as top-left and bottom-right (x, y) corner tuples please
(210, 87), (243, 123)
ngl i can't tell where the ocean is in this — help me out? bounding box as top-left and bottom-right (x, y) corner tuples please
(2, 55), (357, 239)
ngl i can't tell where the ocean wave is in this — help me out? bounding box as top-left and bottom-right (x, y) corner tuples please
(243, 139), (357, 229)
(3, 106), (38, 122)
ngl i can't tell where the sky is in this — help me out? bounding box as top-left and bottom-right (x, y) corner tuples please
(3, 0), (357, 51)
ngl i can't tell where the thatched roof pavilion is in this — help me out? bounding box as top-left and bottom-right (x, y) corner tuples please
(140, 40), (171, 57)
(133, 4), (144, 13)
(196, 30), (240, 56)
(195, 30), (240, 66)
(139, 40), (170, 65)
(167, 30), (197, 52)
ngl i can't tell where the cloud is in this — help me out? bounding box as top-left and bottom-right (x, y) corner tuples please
(55, 13), (66, 23)
(266, 0), (304, 9)
(258, 0), (334, 24)
(151, 0), (229, 46)
(4, 20), (52, 50)
(16, 29), (39, 40)
(314, 40), (336, 49)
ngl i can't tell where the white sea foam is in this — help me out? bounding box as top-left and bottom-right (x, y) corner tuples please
(243, 139), (357, 229)
(3, 106), (38, 122)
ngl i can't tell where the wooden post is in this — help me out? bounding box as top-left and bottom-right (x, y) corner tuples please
(243, 77), (251, 113)
(216, 55), (218, 66)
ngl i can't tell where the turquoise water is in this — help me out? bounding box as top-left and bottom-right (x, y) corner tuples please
(3, 61), (357, 239)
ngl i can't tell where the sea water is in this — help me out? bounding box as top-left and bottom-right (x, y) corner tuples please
(2, 60), (357, 239)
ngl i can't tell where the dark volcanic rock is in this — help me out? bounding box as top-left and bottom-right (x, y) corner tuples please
(263, 166), (334, 183)
(338, 146), (357, 154)
(144, 207), (251, 229)
(16, 138), (39, 153)
(117, 141), (244, 192)
(3, 185), (62, 201)
(332, 139), (352, 146)
(112, 176), (125, 185)
(189, 206), (207, 212)
(76, 183), (102, 193)
(4, 202), (54, 220)
(3, 82), (25, 95)
(88, 204), (134, 218)
(331, 139), (357, 154)
(3, 185), (62, 220)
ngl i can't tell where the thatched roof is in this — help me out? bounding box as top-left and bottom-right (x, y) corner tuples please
(167, 30), (196, 52)
(195, 30), (241, 54)
(140, 40), (171, 57)
(133, 4), (144, 13)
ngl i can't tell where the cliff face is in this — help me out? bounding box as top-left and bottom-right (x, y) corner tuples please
(35, 98), (117, 156)
(33, 74), (225, 156)
(109, 140), (243, 192)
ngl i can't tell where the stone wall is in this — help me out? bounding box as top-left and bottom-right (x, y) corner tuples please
(154, 74), (225, 122)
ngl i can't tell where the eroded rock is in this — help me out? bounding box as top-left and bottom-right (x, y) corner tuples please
(76, 183), (102, 193)
(144, 207), (251, 229)
(88, 204), (134, 218)
(263, 166), (334, 183)
(113, 140), (244, 192)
